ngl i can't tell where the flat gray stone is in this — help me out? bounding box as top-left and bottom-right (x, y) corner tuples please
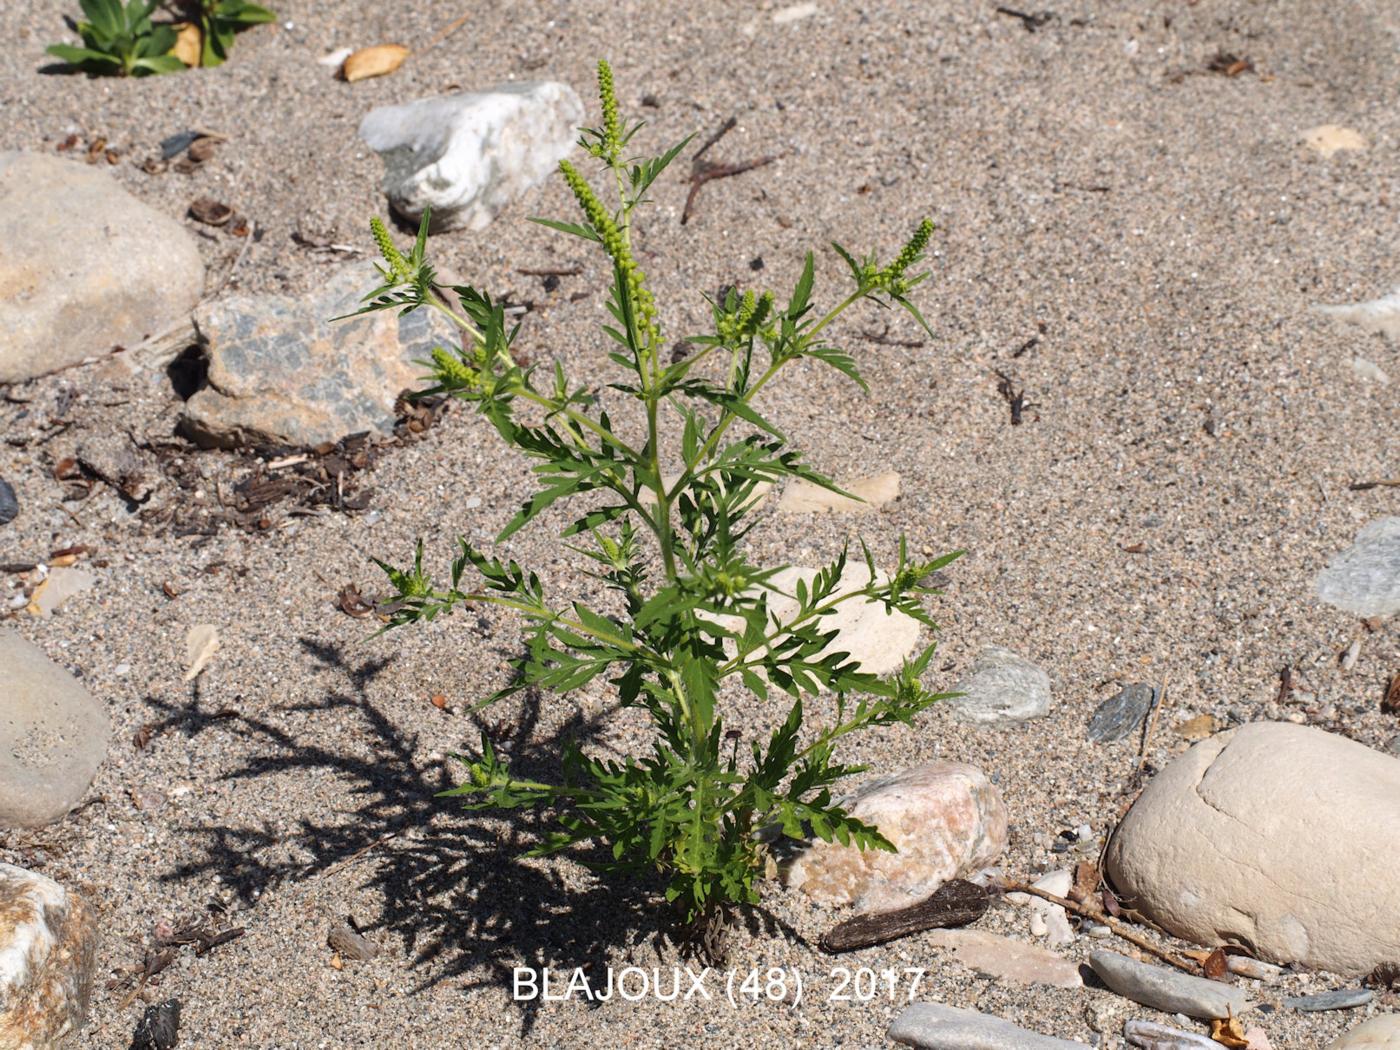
(948, 646), (1052, 725)
(359, 81), (582, 232)
(1089, 951), (1251, 1020)
(181, 262), (453, 448)
(889, 1002), (1088, 1048)
(1088, 683), (1156, 742)
(1285, 989), (1373, 1012)
(0, 630), (109, 827)
(0, 477), (15, 526)
(1314, 518), (1400, 620)
(1123, 1020), (1221, 1049)
(0, 151), (204, 382)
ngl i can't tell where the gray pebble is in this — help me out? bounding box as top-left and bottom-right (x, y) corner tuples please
(0, 477), (15, 526)
(1089, 951), (1251, 1020)
(1314, 517), (1400, 619)
(889, 1002), (1088, 1048)
(1284, 988), (1373, 1012)
(949, 646), (1052, 725)
(1088, 683), (1156, 743)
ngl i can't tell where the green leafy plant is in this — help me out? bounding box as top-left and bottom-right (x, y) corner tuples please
(46, 0), (185, 77)
(354, 62), (959, 945)
(174, 0), (276, 67)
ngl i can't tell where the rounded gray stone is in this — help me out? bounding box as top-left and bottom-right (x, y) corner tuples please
(0, 151), (205, 383)
(948, 646), (1052, 725)
(0, 630), (109, 828)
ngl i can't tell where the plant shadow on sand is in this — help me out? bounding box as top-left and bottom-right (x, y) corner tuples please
(146, 637), (680, 1036)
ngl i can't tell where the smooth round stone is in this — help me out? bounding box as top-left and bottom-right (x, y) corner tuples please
(1328, 1015), (1400, 1049)
(1106, 722), (1400, 976)
(0, 629), (109, 827)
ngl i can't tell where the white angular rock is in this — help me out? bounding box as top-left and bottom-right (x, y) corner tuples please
(889, 1002), (1088, 1049)
(1317, 287), (1400, 340)
(0, 151), (204, 383)
(785, 761), (1007, 914)
(777, 471), (900, 514)
(1, 629), (109, 828)
(1124, 1020), (1222, 1049)
(710, 562), (923, 680)
(1105, 722), (1400, 976)
(1303, 125), (1368, 157)
(359, 82), (583, 232)
(1328, 1015), (1400, 1049)
(1314, 518), (1400, 620)
(948, 646), (1052, 724)
(0, 864), (97, 1048)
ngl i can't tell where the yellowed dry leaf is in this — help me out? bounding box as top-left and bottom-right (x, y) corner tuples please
(1210, 1012), (1250, 1048)
(1177, 713), (1218, 741)
(172, 22), (202, 67)
(341, 44), (410, 83)
(183, 624), (221, 682)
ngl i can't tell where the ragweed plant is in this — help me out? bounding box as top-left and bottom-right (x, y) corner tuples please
(354, 62), (959, 941)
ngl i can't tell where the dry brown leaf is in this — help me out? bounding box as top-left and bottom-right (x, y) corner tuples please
(1203, 947), (1229, 980)
(341, 44), (410, 83)
(189, 197), (233, 226)
(172, 22), (202, 67)
(183, 624), (220, 682)
(1177, 713), (1218, 741)
(1070, 861), (1099, 903)
(1210, 1011), (1249, 1048)
(1383, 674), (1400, 715)
(337, 584), (373, 618)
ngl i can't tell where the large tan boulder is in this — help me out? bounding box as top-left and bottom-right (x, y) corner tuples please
(0, 864), (98, 1049)
(1105, 722), (1400, 976)
(785, 761), (1008, 914)
(0, 152), (204, 383)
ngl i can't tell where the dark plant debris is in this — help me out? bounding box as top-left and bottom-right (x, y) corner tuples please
(681, 116), (779, 226)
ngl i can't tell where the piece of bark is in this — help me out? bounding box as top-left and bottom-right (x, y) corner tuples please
(819, 879), (988, 953)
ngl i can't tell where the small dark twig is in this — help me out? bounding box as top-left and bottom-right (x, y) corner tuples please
(995, 6), (1054, 32)
(992, 368), (1035, 425)
(681, 116), (779, 226)
(516, 265), (583, 277)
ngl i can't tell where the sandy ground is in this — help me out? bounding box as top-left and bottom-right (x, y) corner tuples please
(2, 1), (1398, 1047)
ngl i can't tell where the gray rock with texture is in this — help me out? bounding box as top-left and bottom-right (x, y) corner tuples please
(1, 629), (108, 827)
(359, 81), (582, 232)
(1285, 989), (1373, 1012)
(182, 262), (453, 448)
(889, 1002), (1088, 1048)
(1105, 722), (1400, 976)
(948, 646), (1052, 725)
(0, 151), (204, 383)
(0, 863), (98, 1047)
(1315, 518), (1400, 619)
(1088, 683), (1155, 742)
(1089, 951), (1250, 1020)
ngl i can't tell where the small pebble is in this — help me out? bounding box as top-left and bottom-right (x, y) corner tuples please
(0, 477), (17, 526)
(327, 921), (377, 961)
(1283, 988), (1372, 1012)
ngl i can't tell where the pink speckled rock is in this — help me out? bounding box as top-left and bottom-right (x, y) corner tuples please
(785, 761), (1008, 914)
(0, 863), (97, 1049)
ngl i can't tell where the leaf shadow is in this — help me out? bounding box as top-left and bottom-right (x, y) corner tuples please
(149, 636), (661, 1038)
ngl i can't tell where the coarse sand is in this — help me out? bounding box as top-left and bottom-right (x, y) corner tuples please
(1, 1), (1398, 1047)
